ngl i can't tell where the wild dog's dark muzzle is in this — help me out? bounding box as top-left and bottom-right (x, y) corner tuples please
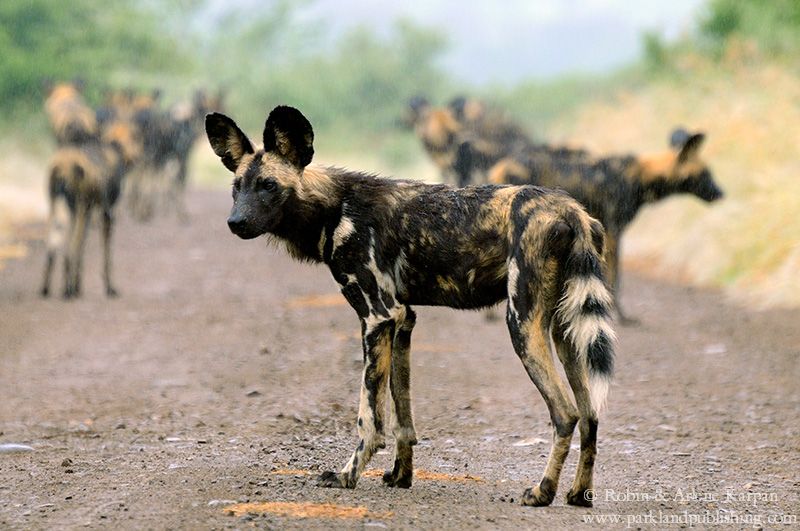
(227, 209), (261, 239)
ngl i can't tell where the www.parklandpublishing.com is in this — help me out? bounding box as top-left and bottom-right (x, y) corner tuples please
(583, 510), (797, 528)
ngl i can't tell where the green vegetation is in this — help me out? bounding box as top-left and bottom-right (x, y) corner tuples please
(0, 0), (452, 166)
(0, 1), (186, 117)
(698, 0), (800, 56)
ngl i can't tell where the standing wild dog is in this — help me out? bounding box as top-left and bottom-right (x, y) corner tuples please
(126, 89), (224, 221)
(44, 81), (98, 146)
(400, 95), (463, 184)
(41, 118), (142, 299)
(487, 130), (724, 324)
(207, 106), (616, 507)
(403, 96), (533, 187)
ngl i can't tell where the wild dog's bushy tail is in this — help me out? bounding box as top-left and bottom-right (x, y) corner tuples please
(555, 214), (615, 414)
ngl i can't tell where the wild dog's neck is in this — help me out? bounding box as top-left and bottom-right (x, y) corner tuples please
(271, 165), (344, 262)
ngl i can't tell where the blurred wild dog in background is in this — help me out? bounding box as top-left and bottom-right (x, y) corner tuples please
(44, 80), (98, 146)
(41, 115), (143, 299)
(402, 95), (533, 187)
(207, 105), (615, 507)
(126, 88), (224, 221)
(487, 129), (724, 324)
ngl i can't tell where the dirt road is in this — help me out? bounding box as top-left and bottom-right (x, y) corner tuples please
(1, 189), (798, 529)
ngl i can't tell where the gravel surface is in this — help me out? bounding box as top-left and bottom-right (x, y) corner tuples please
(1, 189), (798, 529)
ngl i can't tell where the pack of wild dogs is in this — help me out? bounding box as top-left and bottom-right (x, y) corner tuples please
(40, 80), (223, 298)
(39, 83), (725, 507)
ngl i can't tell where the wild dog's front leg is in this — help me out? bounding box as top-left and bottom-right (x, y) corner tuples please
(318, 316), (395, 489)
(383, 306), (417, 488)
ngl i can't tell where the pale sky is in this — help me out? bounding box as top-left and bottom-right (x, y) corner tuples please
(208, 0), (707, 84)
(294, 0), (706, 83)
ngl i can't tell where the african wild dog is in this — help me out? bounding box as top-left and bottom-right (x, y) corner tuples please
(404, 96), (533, 187)
(40, 117), (142, 299)
(126, 89), (224, 221)
(487, 129), (724, 324)
(44, 81), (98, 146)
(206, 106), (616, 507)
(400, 95), (463, 184)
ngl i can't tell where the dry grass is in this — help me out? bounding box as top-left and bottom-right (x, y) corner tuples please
(550, 58), (800, 309)
(223, 501), (393, 520)
(0, 141), (49, 269)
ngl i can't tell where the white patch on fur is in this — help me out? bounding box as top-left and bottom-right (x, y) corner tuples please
(366, 231), (397, 296)
(393, 251), (408, 297)
(564, 315), (616, 359)
(507, 258), (520, 319)
(332, 215), (355, 256)
(558, 276), (613, 318)
(589, 374), (611, 414)
(48, 196), (70, 250)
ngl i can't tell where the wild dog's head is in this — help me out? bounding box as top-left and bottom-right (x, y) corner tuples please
(448, 96), (486, 125)
(206, 106), (314, 240)
(398, 95), (431, 129)
(102, 118), (144, 168)
(636, 130), (723, 203)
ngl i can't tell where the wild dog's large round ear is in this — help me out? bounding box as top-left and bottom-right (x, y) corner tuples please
(205, 112), (255, 173)
(448, 96), (467, 119)
(669, 127), (691, 149)
(262, 106), (314, 169)
(677, 132), (706, 163)
(408, 95), (430, 113)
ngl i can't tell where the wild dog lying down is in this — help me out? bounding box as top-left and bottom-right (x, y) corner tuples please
(487, 130), (723, 324)
(206, 106), (616, 507)
(40, 119), (141, 298)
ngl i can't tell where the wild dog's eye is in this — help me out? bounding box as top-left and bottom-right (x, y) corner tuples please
(256, 179), (277, 193)
(232, 179), (241, 198)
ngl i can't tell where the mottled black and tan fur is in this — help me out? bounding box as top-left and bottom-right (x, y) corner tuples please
(126, 89), (224, 221)
(40, 118), (142, 299)
(206, 106), (617, 507)
(44, 81), (98, 146)
(488, 130), (724, 324)
(403, 96), (532, 187)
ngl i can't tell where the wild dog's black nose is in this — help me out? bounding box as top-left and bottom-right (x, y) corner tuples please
(227, 214), (245, 233)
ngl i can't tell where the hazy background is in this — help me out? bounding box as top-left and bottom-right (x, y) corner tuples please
(1, 0), (799, 307)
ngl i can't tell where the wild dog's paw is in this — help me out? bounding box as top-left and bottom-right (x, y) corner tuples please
(566, 488), (593, 507)
(521, 482), (556, 507)
(106, 286), (119, 298)
(316, 471), (354, 489)
(382, 465), (412, 489)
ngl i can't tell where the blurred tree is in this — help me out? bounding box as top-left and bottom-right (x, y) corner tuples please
(699, 0), (800, 56)
(642, 31), (669, 72)
(0, 0), (189, 114)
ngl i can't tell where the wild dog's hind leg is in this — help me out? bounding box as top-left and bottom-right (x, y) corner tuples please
(383, 306), (417, 488)
(318, 312), (395, 489)
(41, 195), (68, 297)
(101, 209), (118, 297)
(507, 258), (578, 507)
(554, 332), (599, 507)
(64, 202), (89, 298)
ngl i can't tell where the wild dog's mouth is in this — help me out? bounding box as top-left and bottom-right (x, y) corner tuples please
(227, 216), (264, 239)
